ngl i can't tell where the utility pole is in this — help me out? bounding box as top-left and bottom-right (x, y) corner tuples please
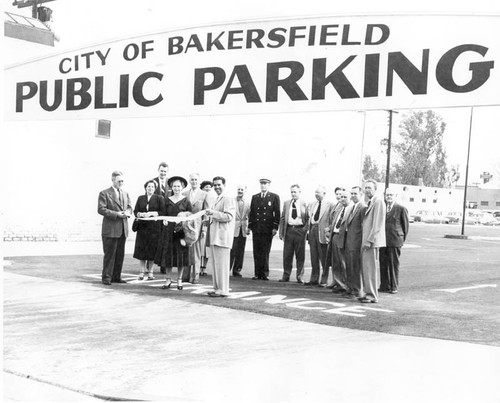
(461, 107), (474, 236)
(385, 110), (398, 190)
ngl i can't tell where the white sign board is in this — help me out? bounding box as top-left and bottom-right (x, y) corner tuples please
(5, 14), (500, 121)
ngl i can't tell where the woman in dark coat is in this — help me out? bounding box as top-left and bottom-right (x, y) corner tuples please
(154, 176), (192, 290)
(133, 180), (164, 280)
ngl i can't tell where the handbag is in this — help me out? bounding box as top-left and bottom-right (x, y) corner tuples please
(132, 219), (139, 232)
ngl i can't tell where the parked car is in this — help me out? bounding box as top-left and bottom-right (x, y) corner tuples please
(411, 210), (450, 224)
(479, 212), (500, 225)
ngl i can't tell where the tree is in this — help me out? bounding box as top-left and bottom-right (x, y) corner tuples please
(362, 155), (385, 182)
(388, 110), (448, 187)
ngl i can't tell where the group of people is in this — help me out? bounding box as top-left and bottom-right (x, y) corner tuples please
(97, 162), (409, 303)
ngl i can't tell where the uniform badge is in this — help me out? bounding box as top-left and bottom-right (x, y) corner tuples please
(268, 201), (271, 206)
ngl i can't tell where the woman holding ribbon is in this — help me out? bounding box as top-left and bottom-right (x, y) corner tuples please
(133, 180), (164, 280)
(154, 176), (192, 290)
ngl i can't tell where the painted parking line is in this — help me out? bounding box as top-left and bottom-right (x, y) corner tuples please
(433, 284), (497, 293)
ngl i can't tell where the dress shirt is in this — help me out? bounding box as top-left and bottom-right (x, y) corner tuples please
(333, 206), (345, 233)
(311, 200), (322, 224)
(288, 199), (304, 226)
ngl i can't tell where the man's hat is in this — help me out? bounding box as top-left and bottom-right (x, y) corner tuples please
(259, 178), (271, 184)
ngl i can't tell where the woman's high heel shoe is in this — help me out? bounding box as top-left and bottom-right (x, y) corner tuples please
(162, 278), (172, 289)
(177, 279), (183, 290)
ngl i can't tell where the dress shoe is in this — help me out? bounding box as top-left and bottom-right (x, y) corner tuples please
(296, 279), (304, 284)
(331, 288), (345, 294)
(358, 297), (377, 303)
(208, 292), (221, 297)
(233, 272), (242, 278)
(326, 284), (335, 289)
(102, 280), (111, 285)
(278, 279), (289, 282)
(160, 268), (166, 274)
(318, 283), (327, 287)
(390, 290), (398, 294)
(252, 276), (260, 280)
(113, 279), (127, 283)
(261, 276), (269, 281)
(304, 281), (318, 286)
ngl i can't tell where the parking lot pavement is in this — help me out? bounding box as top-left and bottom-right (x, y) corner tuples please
(3, 270), (500, 403)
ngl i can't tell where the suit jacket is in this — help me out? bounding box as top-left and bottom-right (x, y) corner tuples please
(98, 186), (133, 238)
(183, 187), (207, 213)
(308, 199), (333, 244)
(233, 198), (251, 237)
(362, 194), (386, 248)
(248, 192), (281, 234)
(208, 194), (236, 249)
(385, 202), (409, 247)
(344, 201), (367, 250)
(279, 199), (309, 240)
(330, 202), (352, 248)
(146, 176), (171, 198)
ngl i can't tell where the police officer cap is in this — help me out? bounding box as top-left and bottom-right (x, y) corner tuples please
(259, 178), (271, 184)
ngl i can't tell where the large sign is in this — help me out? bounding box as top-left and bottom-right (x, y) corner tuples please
(5, 14), (500, 121)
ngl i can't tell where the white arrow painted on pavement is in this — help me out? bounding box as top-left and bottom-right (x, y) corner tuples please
(433, 284), (497, 293)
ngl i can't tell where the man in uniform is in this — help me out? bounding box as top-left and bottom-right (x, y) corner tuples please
(248, 178), (280, 280)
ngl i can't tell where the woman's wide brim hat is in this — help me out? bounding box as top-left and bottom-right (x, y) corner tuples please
(167, 176), (188, 188)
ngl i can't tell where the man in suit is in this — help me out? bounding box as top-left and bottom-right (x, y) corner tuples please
(230, 185), (250, 277)
(146, 162), (170, 198)
(182, 172), (208, 283)
(379, 188), (409, 294)
(327, 190), (351, 293)
(97, 171), (133, 285)
(205, 176), (235, 297)
(342, 186), (366, 298)
(279, 184), (309, 283)
(306, 186), (333, 286)
(248, 178), (280, 280)
(359, 180), (386, 303)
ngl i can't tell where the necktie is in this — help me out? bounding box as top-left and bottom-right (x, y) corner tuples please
(291, 200), (297, 219)
(336, 207), (345, 229)
(261, 193), (265, 199)
(368, 200), (371, 208)
(387, 204), (392, 213)
(314, 200), (321, 221)
(119, 189), (124, 207)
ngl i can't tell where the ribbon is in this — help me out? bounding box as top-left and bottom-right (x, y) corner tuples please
(138, 209), (206, 223)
